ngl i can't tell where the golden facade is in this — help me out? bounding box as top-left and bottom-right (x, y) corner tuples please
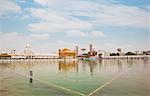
(58, 48), (76, 59)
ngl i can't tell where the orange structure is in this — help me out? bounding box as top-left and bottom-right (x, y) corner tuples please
(58, 48), (76, 59)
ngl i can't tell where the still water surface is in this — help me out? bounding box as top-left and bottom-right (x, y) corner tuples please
(0, 59), (149, 96)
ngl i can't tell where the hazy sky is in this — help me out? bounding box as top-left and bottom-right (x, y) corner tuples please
(0, 0), (149, 54)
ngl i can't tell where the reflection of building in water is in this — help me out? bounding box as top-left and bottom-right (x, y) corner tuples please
(0, 60), (34, 71)
(117, 59), (122, 72)
(58, 48), (76, 59)
(82, 60), (97, 76)
(58, 60), (78, 73)
(127, 59), (134, 67)
(89, 61), (97, 76)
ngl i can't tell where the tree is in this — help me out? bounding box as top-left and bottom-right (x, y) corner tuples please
(125, 52), (136, 55)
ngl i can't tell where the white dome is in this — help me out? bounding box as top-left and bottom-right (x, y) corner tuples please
(26, 44), (30, 48)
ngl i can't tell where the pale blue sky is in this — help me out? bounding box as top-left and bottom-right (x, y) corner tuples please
(0, 0), (149, 54)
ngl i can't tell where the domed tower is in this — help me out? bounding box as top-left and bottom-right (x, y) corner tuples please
(23, 44), (34, 56)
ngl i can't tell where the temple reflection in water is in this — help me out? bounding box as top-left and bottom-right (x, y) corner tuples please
(0, 59), (142, 77)
(0, 59), (149, 96)
(56, 59), (138, 76)
(58, 60), (78, 73)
